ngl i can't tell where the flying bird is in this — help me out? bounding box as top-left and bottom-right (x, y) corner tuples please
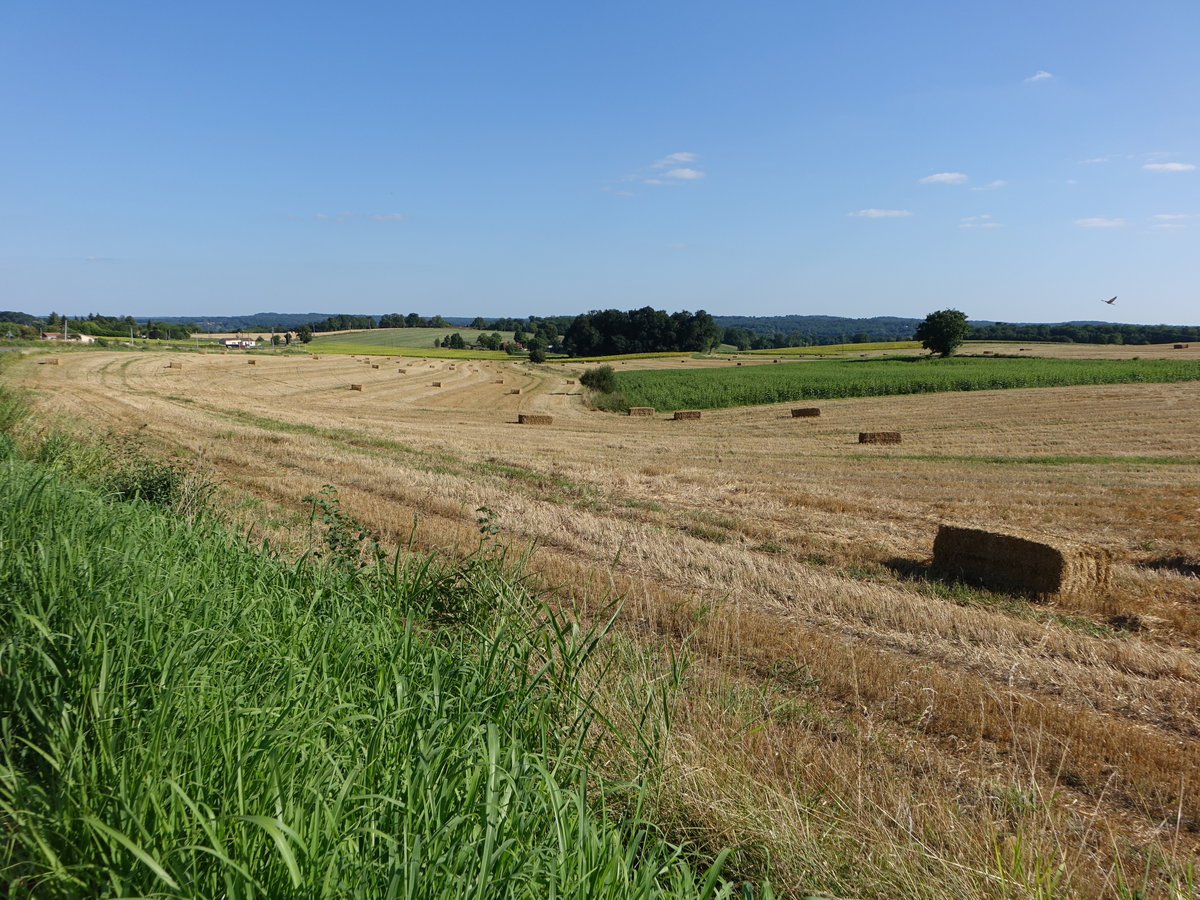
(1102, 296), (1117, 304)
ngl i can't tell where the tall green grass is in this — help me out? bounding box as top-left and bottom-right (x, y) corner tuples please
(0, 392), (756, 898)
(601, 355), (1200, 411)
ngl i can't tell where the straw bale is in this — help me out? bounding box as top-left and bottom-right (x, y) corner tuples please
(430, 381), (442, 387)
(372, 364), (379, 369)
(517, 413), (554, 426)
(858, 431), (900, 443)
(674, 410), (702, 420)
(628, 406), (655, 416)
(398, 368), (407, 373)
(933, 524), (1111, 598)
(43, 358), (61, 365)
(791, 407), (820, 417)
(349, 384), (363, 391)
(1175, 344), (1188, 349)
(247, 360), (257, 366)
(566, 379), (575, 384)
(494, 379), (505, 384)
(510, 388), (521, 395)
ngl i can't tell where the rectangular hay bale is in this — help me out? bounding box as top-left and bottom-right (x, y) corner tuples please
(517, 414), (553, 425)
(247, 360), (256, 366)
(791, 407), (820, 417)
(510, 388), (521, 394)
(398, 368), (407, 373)
(349, 384), (363, 391)
(933, 523), (1111, 598)
(1174, 344), (1188, 349)
(859, 431), (900, 443)
(674, 410), (702, 420)
(430, 381), (442, 387)
(628, 406), (655, 416)
(372, 364), (379, 369)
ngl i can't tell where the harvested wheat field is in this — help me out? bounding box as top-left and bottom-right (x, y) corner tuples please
(14, 349), (1200, 898)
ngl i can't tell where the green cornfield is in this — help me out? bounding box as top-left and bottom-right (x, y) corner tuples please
(603, 355), (1200, 411)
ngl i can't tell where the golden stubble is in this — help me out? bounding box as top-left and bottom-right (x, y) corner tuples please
(17, 350), (1200, 898)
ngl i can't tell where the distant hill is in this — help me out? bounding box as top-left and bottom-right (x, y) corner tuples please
(712, 315), (925, 343)
(152, 313), (343, 332)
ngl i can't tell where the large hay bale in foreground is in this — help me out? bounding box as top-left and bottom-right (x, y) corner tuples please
(517, 414), (553, 425)
(791, 407), (820, 418)
(674, 410), (702, 420)
(933, 524), (1111, 598)
(859, 431), (900, 443)
(628, 406), (655, 416)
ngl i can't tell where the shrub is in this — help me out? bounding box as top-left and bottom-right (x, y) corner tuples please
(580, 364), (617, 393)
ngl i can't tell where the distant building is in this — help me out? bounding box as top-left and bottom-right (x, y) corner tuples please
(41, 332), (95, 344)
(221, 339), (257, 349)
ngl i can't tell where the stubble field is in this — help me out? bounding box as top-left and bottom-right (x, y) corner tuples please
(14, 348), (1200, 898)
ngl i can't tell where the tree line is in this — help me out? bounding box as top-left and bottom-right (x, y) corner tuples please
(967, 321), (1200, 345)
(561, 308), (720, 356)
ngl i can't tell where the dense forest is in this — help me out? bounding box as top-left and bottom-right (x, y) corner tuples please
(562, 308), (721, 356)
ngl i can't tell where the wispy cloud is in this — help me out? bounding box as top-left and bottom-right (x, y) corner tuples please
(1153, 213), (1195, 229)
(651, 152), (698, 169)
(84, 256), (117, 262)
(970, 179), (1006, 191)
(1080, 156), (1111, 164)
(959, 214), (1003, 229)
(848, 208), (912, 218)
(616, 152), (707, 186)
(1074, 217), (1125, 228)
(1024, 70), (1053, 83)
(918, 172), (968, 185)
(315, 212), (406, 222)
(1154, 223), (1186, 229)
(1154, 213), (1195, 220)
(1143, 162), (1195, 173)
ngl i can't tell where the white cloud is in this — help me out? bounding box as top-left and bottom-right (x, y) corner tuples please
(960, 215), (992, 222)
(848, 208), (912, 218)
(919, 172), (968, 185)
(664, 167), (705, 180)
(959, 215), (1002, 228)
(1154, 213), (1195, 220)
(1144, 162), (1195, 173)
(1024, 70), (1053, 83)
(642, 178), (664, 185)
(1074, 217), (1125, 228)
(1080, 156), (1111, 164)
(652, 152), (698, 168)
(969, 179), (1006, 191)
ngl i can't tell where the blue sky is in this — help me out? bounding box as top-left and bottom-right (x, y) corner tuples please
(2, 0), (1197, 324)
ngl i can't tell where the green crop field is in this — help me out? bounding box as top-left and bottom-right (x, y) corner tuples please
(601, 355), (1200, 411)
(309, 327), (515, 357)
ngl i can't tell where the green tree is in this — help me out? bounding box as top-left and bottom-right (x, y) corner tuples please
(528, 347), (546, 363)
(914, 309), (970, 357)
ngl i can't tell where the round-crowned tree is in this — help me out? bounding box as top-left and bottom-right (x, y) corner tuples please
(914, 309), (970, 357)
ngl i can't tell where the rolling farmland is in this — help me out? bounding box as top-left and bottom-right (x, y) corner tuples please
(9, 346), (1200, 898)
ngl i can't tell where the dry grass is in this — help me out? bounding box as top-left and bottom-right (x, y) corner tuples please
(13, 349), (1200, 898)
